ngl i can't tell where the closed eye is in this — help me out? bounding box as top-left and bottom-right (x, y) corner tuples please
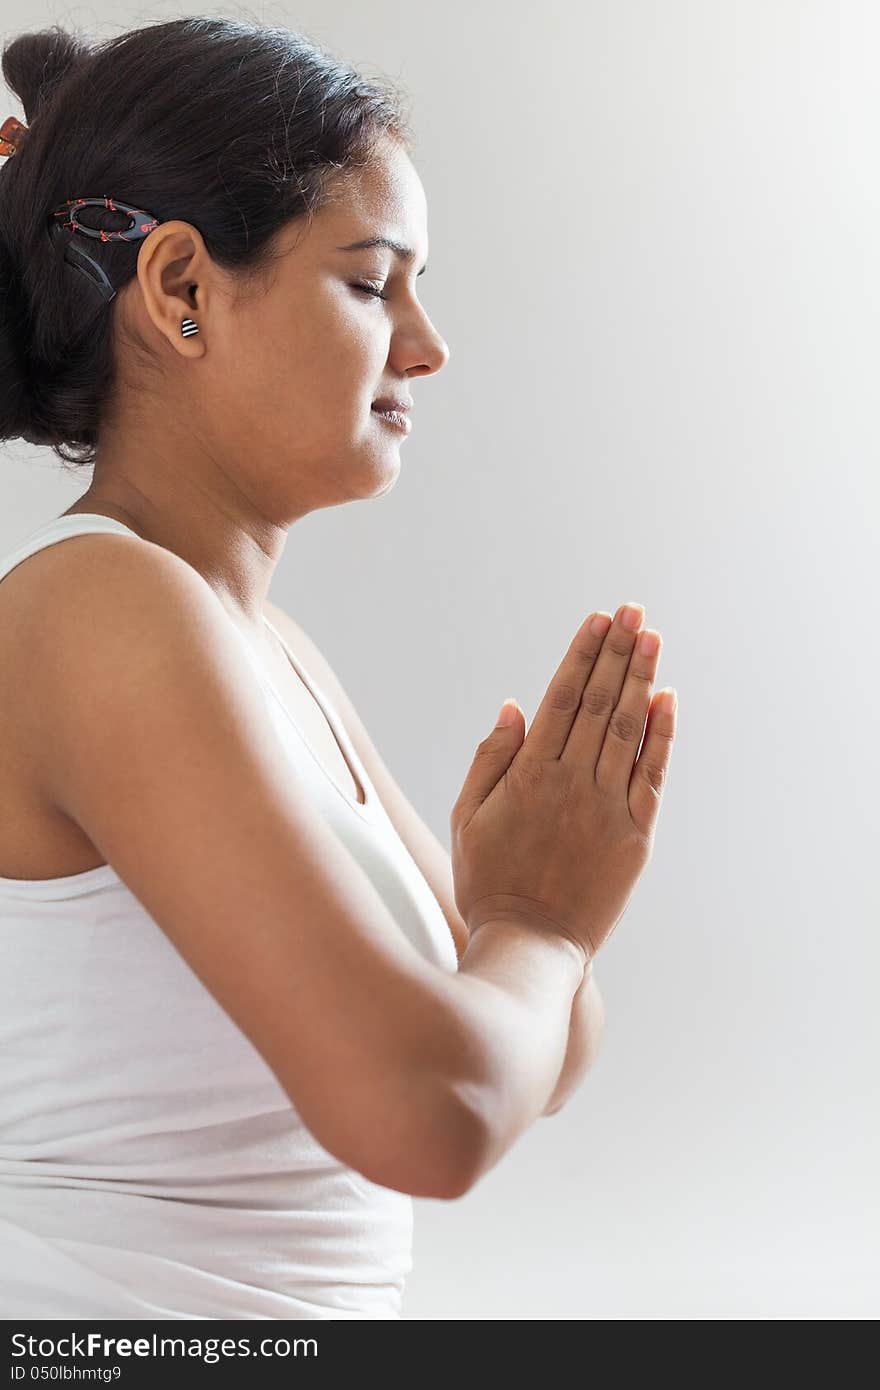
(352, 281), (389, 302)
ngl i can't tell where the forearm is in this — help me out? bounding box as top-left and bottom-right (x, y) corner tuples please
(540, 964), (606, 1116)
(448, 916), (586, 1186)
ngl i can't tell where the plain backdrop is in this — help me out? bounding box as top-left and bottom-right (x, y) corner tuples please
(2, 0), (877, 1319)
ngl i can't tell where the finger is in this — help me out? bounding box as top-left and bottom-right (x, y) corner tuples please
(559, 602), (646, 773)
(523, 609), (614, 761)
(594, 627), (662, 789)
(627, 687), (677, 838)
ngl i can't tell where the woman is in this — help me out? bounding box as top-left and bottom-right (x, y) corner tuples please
(0, 17), (675, 1318)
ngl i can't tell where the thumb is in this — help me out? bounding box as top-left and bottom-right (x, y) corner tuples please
(457, 698), (525, 819)
(495, 697), (523, 733)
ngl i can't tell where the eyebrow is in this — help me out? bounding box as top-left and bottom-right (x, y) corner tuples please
(335, 236), (428, 276)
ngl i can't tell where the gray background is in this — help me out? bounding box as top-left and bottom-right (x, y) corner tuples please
(2, 1), (877, 1318)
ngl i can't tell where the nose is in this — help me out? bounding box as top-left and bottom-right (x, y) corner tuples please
(407, 327), (450, 381)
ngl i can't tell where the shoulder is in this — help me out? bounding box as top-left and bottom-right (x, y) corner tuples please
(0, 525), (197, 613)
(5, 533), (255, 802)
(0, 527), (205, 674)
(8, 529), (223, 677)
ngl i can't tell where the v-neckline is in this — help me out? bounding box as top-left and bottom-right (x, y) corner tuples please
(259, 615), (377, 820)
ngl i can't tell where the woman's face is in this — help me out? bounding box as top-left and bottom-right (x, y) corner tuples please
(194, 135), (449, 518)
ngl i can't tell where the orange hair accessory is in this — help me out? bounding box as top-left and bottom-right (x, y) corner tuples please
(0, 115), (28, 156)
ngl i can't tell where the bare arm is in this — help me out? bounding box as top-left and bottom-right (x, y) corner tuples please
(541, 965), (606, 1116)
(451, 918), (587, 1186)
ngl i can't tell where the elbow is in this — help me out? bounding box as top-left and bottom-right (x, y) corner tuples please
(347, 1080), (487, 1201)
(378, 1003), (497, 1199)
(418, 1096), (489, 1200)
(416, 1096), (492, 1200)
(429, 1088), (497, 1199)
(430, 1117), (487, 1199)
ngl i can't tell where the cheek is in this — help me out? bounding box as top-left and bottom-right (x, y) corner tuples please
(217, 290), (384, 428)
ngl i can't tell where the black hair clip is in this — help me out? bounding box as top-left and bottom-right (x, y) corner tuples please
(48, 196), (162, 305)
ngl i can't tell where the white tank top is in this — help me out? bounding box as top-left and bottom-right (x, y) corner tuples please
(0, 513), (458, 1320)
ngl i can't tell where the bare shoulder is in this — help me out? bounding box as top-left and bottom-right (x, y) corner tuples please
(262, 598), (470, 964)
(0, 526), (197, 705)
(0, 525), (196, 640)
(0, 531), (216, 871)
(5, 531), (240, 810)
(6, 524), (207, 663)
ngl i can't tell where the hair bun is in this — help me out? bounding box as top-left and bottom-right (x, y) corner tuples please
(1, 25), (91, 124)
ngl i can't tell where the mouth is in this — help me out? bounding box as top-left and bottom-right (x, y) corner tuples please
(371, 402), (412, 434)
(372, 395), (413, 415)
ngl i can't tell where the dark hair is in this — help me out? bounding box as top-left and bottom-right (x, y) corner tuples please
(0, 15), (413, 469)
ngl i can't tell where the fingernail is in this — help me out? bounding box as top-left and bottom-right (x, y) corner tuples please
(590, 612), (612, 635)
(621, 603), (644, 630)
(496, 699), (518, 727)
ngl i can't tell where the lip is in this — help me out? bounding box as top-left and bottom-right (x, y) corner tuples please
(371, 405), (412, 434)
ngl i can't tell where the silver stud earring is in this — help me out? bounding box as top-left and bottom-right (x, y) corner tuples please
(180, 317), (199, 338)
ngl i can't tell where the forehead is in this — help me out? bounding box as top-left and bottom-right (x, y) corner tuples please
(314, 138), (428, 247)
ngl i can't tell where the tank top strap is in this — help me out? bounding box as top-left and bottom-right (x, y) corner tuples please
(0, 512), (147, 587)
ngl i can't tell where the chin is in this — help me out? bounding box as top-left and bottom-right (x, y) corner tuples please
(361, 441), (403, 496)
(373, 471), (400, 499)
(369, 459), (402, 498)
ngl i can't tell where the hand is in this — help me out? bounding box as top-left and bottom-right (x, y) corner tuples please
(450, 603), (677, 965)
